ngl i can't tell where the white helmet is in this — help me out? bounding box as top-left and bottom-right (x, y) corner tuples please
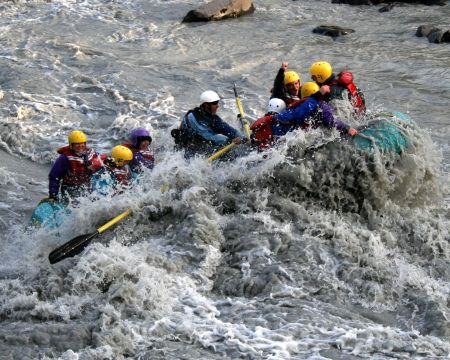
(267, 98), (286, 114)
(200, 90), (220, 104)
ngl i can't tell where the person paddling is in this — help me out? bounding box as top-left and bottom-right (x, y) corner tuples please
(171, 90), (245, 158)
(48, 130), (102, 203)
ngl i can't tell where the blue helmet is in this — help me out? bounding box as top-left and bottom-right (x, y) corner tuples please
(130, 128), (152, 148)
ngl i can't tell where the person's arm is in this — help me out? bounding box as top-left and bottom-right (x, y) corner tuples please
(273, 97), (318, 125)
(212, 116), (244, 141)
(319, 102), (357, 135)
(271, 66), (287, 100)
(186, 112), (229, 144)
(48, 155), (69, 199)
(134, 152), (155, 170)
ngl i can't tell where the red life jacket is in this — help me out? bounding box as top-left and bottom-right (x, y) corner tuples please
(104, 159), (132, 186)
(252, 123), (274, 151)
(57, 146), (98, 187)
(329, 71), (365, 113)
(287, 97), (307, 109)
(285, 95), (300, 107)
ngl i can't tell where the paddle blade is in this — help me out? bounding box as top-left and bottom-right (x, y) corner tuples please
(48, 231), (99, 264)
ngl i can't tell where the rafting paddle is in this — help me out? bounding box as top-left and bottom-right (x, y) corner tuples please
(48, 208), (132, 264)
(233, 83), (251, 140)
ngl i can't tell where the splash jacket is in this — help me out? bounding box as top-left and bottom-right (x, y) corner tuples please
(171, 107), (244, 156)
(49, 146), (101, 199)
(122, 143), (155, 173)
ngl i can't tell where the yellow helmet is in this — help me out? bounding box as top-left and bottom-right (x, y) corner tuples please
(111, 145), (133, 167)
(309, 61), (333, 83)
(68, 130), (87, 144)
(284, 71), (301, 86)
(301, 82), (320, 99)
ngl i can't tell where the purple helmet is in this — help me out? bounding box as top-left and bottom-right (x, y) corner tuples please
(130, 128), (152, 148)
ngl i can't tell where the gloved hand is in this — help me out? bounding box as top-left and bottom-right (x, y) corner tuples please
(232, 137), (243, 145)
(250, 115), (273, 131)
(348, 127), (358, 136)
(82, 153), (92, 168)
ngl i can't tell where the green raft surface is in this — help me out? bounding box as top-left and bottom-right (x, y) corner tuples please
(347, 111), (412, 154)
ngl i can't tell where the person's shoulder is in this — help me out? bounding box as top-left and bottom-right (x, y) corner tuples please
(57, 145), (70, 155)
(304, 96), (319, 105)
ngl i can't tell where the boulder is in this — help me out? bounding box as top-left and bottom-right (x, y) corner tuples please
(427, 29), (444, 43)
(443, 30), (450, 43)
(416, 25), (439, 37)
(416, 25), (450, 43)
(182, 0), (255, 23)
(332, 0), (446, 4)
(312, 25), (355, 37)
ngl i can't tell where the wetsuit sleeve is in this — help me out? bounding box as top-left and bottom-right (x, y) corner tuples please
(273, 97), (318, 125)
(134, 152), (155, 170)
(319, 102), (349, 133)
(212, 116), (244, 140)
(271, 67), (286, 100)
(186, 112), (229, 145)
(48, 155), (69, 196)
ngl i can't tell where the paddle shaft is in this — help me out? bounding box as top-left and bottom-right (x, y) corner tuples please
(48, 208), (132, 264)
(207, 143), (236, 162)
(97, 208), (132, 233)
(233, 84), (251, 140)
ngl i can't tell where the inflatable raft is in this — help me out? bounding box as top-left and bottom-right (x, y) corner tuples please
(29, 198), (70, 229)
(347, 111), (412, 154)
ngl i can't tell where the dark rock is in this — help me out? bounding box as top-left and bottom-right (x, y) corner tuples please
(427, 29), (444, 43)
(333, 0), (446, 4)
(182, 0), (255, 23)
(443, 30), (450, 43)
(379, 2), (396, 11)
(312, 25), (355, 37)
(416, 25), (439, 37)
(332, 0), (382, 4)
(421, 0), (447, 4)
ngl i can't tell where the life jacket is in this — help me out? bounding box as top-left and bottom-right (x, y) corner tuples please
(251, 123), (274, 151)
(171, 108), (216, 150)
(57, 146), (98, 188)
(328, 71), (365, 113)
(285, 95), (300, 107)
(250, 114), (276, 151)
(286, 97), (307, 109)
(103, 157), (132, 186)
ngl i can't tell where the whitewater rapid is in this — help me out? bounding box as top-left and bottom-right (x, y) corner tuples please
(0, 1), (449, 359)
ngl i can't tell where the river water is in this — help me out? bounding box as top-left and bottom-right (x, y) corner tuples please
(0, 0), (449, 359)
